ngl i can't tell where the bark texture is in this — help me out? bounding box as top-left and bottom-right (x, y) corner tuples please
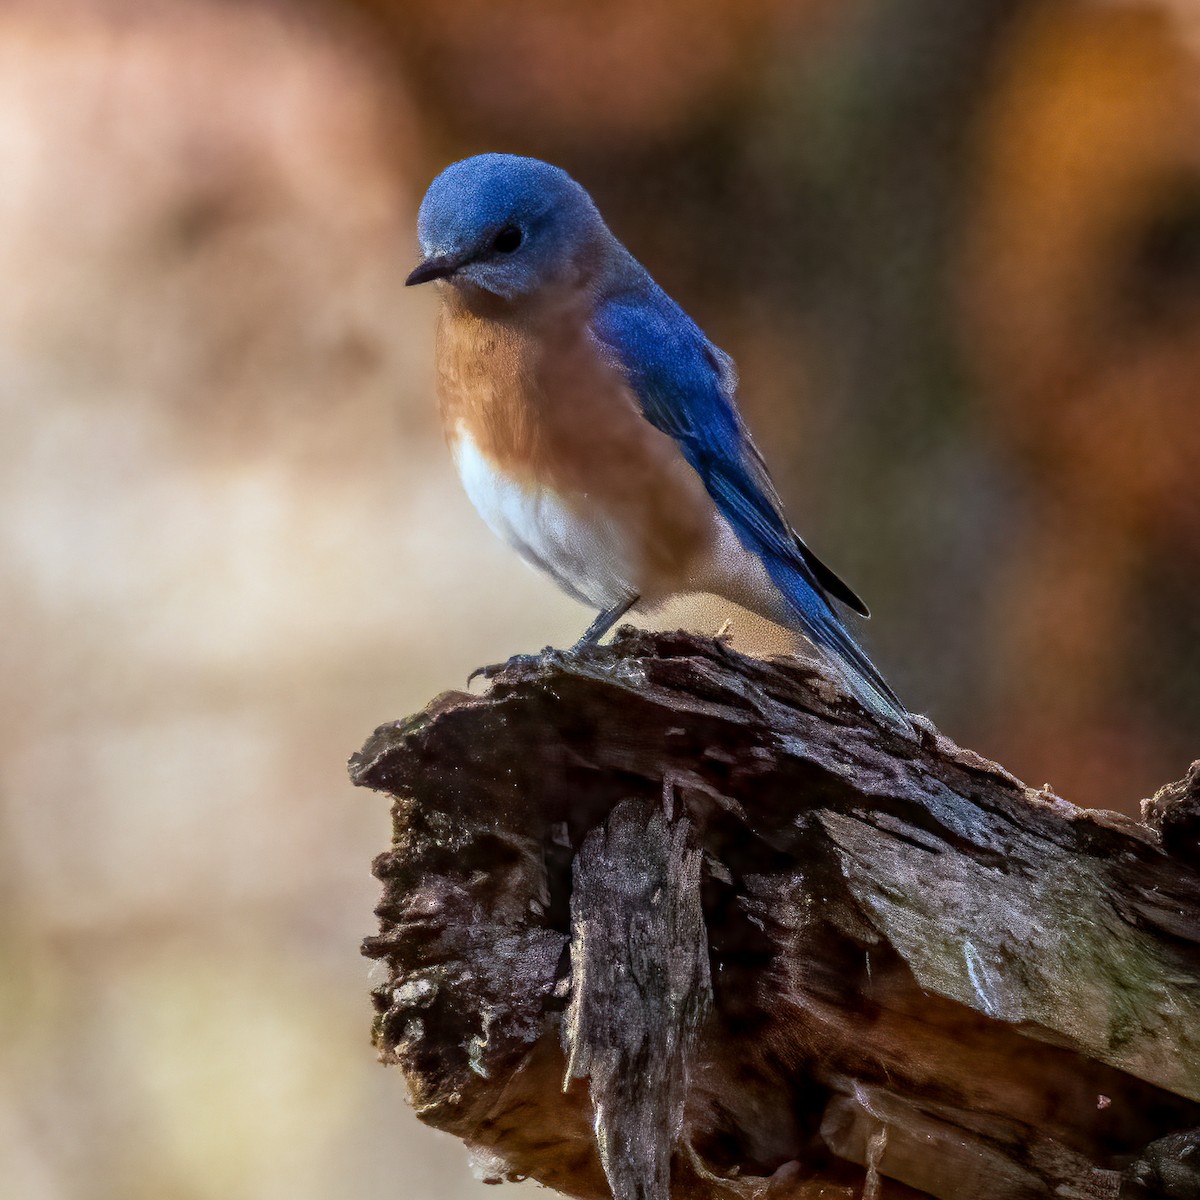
(350, 629), (1200, 1200)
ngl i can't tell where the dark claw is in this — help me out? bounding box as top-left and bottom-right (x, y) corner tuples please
(467, 649), (558, 686)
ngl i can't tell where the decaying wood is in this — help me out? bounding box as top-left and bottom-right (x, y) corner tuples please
(350, 629), (1200, 1200)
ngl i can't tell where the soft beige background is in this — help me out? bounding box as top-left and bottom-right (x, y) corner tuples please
(0, 5), (569, 1197)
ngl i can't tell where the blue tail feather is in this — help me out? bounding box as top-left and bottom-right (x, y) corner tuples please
(762, 556), (912, 734)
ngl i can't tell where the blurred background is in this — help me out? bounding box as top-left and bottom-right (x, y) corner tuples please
(1, 0), (1197, 1196)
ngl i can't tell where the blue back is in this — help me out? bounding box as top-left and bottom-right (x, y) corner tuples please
(592, 277), (908, 726)
(592, 279), (866, 616)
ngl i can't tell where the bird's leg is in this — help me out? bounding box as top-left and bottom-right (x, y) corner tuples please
(573, 595), (639, 649)
(468, 597), (639, 686)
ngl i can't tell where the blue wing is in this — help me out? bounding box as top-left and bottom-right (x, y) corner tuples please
(592, 281), (908, 728)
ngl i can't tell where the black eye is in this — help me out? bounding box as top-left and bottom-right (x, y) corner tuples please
(492, 224), (522, 254)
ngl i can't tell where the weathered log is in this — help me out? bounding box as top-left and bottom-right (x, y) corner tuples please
(350, 629), (1200, 1200)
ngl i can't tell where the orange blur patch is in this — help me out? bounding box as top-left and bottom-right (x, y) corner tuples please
(962, 0), (1200, 421)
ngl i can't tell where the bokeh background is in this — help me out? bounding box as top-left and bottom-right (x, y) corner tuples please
(2, 0), (1198, 1196)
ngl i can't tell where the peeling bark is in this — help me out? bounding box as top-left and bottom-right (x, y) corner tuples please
(351, 629), (1200, 1200)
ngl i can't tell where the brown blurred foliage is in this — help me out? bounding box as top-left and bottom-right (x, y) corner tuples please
(3, 0), (1198, 1197)
(351, 0), (820, 152)
(963, 0), (1200, 801)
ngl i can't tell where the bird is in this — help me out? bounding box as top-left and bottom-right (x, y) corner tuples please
(405, 152), (910, 731)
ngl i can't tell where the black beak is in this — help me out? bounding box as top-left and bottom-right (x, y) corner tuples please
(405, 254), (460, 286)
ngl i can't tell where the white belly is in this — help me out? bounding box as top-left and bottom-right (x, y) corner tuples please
(452, 432), (637, 612)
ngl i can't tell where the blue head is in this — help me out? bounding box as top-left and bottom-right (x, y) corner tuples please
(406, 154), (613, 302)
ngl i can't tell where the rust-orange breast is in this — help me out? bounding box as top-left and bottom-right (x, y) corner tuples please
(435, 290), (720, 600)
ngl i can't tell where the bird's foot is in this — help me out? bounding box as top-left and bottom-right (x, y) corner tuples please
(467, 624), (636, 687)
(467, 648), (559, 686)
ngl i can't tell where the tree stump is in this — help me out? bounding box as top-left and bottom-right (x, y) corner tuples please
(350, 629), (1200, 1200)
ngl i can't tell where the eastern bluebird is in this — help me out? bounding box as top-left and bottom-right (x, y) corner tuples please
(406, 153), (910, 731)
